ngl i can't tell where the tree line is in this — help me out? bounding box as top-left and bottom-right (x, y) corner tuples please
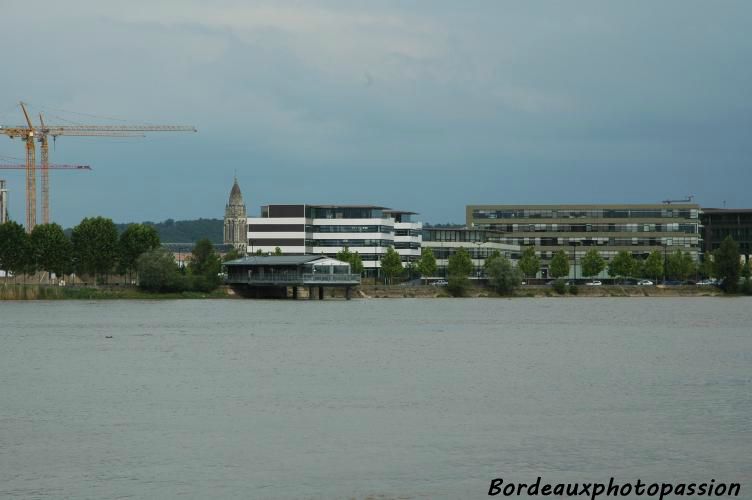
(516, 236), (748, 292)
(354, 236), (751, 295)
(0, 218), (225, 293)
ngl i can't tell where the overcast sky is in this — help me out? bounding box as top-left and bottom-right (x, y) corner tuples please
(1, 1), (750, 226)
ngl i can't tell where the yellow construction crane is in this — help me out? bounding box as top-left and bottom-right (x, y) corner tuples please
(1, 102), (197, 232)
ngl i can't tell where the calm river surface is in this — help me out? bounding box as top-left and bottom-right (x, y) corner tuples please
(1, 298), (751, 499)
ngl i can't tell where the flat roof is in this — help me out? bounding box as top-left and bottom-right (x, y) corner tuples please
(261, 204), (390, 209)
(468, 203), (700, 209)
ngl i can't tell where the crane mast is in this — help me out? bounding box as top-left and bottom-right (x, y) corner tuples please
(20, 103), (37, 231)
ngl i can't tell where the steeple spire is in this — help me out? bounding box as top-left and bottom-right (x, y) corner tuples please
(224, 177), (247, 254)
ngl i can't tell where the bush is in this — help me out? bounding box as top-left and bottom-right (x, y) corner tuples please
(568, 284), (579, 295)
(552, 279), (567, 295)
(137, 248), (185, 292)
(447, 274), (470, 297)
(484, 253), (522, 296)
(741, 279), (752, 296)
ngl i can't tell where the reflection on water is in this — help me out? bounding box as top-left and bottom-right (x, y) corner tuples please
(1, 298), (750, 499)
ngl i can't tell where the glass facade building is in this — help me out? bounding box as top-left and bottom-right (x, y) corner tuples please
(467, 204), (702, 279)
(701, 209), (752, 260)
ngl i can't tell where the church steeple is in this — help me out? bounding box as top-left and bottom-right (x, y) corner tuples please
(224, 177), (247, 254)
(229, 177), (243, 207)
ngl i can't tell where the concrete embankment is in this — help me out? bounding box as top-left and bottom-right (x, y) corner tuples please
(358, 284), (725, 298)
(0, 283), (728, 300)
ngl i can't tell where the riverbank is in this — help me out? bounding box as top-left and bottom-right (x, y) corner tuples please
(0, 284), (231, 300)
(0, 283), (735, 300)
(359, 284), (727, 298)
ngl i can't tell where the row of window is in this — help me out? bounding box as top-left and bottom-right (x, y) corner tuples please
(708, 228), (752, 240)
(482, 223), (699, 234)
(533, 250), (699, 261)
(472, 208), (699, 220)
(494, 237), (699, 247)
(308, 239), (395, 247)
(394, 242), (421, 249)
(308, 207), (386, 219)
(428, 247), (517, 260)
(394, 229), (423, 237)
(309, 225), (394, 234)
(421, 229), (498, 243)
(317, 252), (419, 263)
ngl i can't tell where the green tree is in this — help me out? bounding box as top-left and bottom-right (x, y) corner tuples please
(336, 246), (353, 264)
(608, 251), (635, 282)
(118, 223), (160, 279)
(518, 246), (540, 279)
(188, 239), (222, 291)
(714, 236), (740, 292)
(447, 247), (473, 277)
(644, 250), (664, 282)
(549, 249), (569, 279)
(136, 247), (185, 292)
(336, 246), (364, 275)
(30, 223), (72, 282)
(446, 247), (473, 296)
(632, 257), (646, 279)
(665, 250), (694, 281)
(273, 246), (283, 256)
(380, 247), (403, 284)
(350, 252), (364, 275)
(484, 250), (522, 295)
(254, 249), (264, 256)
(0, 221), (32, 283)
(416, 247), (437, 283)
(71, 216), (119, 284)
(580, 248), (605, 279)
(698, 258), (715, 279)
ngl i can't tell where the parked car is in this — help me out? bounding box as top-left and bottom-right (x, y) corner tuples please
(696, 279), (717, 286)
(431, 280), (448, 286)
(585, 280), (602, 286)
(637, 279), (654, 286)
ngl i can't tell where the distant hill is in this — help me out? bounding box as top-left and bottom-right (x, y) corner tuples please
(114, 218), (224, 243)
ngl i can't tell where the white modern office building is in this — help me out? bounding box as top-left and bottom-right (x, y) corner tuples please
(247, 204), (423, 277)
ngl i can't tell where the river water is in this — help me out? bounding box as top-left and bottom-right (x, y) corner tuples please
(1, 298), (750, 499)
